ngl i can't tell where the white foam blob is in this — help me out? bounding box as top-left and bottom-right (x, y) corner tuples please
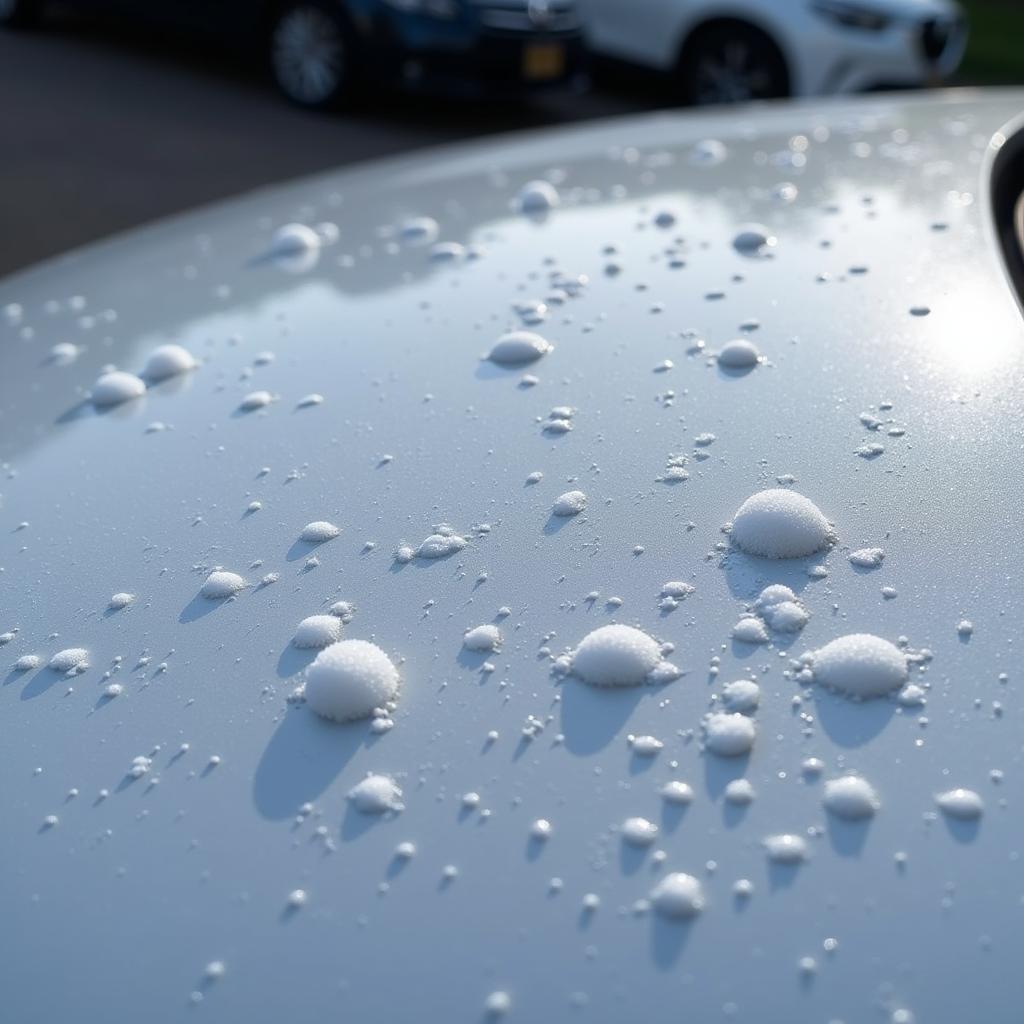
(463, 624), (502, 652)
(416, 533), (467, 559)
(552, 490), (587, 517)
(823, 776), (880, 819)
(14, 654), (41, 672)
(621, 816), (659, 846)
(304, 639), (399, 722)
(732, 617), (769, 644)
(108, 592), (135, 610)
(755, 584), (810, 631)
(660, 780), (695, 805)
(488, 330), (553, 366)
(530, 818), (553, 840)
(571, 625), (663, 687)
(239, 390), (273, 411)
(293, 615), (343, 649)
(92, 370), (145, 407)
(300, 521), (340, 543)
(764, 833), (808, 863)
(935, 788), (983, 820)
(650, 873), (705, 919)
(269, 222), (321, 263)
(731, 489), (834, 558)
(516, 179), (559, 214)
(717, 339), (761, 369)
(49, 648), (88, 672)
(810, 634), (908, 698)
(721, 679), (760, 713)
(484, 991), (512, 1017)
(200, 571), (247, 599)
(347, 773), (404, 814)
(724, 778), (756, 805)
(630, 734), (663, 756)
(849, 547), (885, 569)
(704, 712), (756, 756)
(143, 344), (196, 381)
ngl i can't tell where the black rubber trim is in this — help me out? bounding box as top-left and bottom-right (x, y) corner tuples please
(990, 122), (1024, 310)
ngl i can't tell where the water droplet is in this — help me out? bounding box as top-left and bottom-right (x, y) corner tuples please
(849, 547), (885, 569)
(731, 489), (834, 559)
(552, 490), (587, 517)
(660, 781), (695, 805)
(108, 592), (135, 610)
(732, 224), (776, 257)
(293, 615), (343, 649)
(300, 521), (340, 543)
(347, 774), (404, 814)
(704, 713), (756, 756)
(810, 634), (908, 698)
(487, 330), (553, 366)
(92, 371), (145, 408)
(763, 834), (808, 863)
(516, 180), (559, 214)
(200, 571), (247, 599)
(142, 344), (196, 381)
(717, 339), (761, 369)
(463, 625), (502, 652)
(721, 679), (760, 713)
(823, 776), (880, 819)
(621, 817), (659, 846)
(935, 788), (983, 820)
(650, 873), (705, 919)
(48, 648), (88, 672)
(570, 625), (665, 687)
(305, 640), (399, 722)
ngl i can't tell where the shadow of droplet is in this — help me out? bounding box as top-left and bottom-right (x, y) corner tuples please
(651, 915), (693, 971)
(179, 592), (233, 624)
(813, 689), (895, 748)
(277, 644), (317, 679)
(618, 841), (647, 876)
(287, 537), (329, 563)
(941, 815), (981, 844)
(767, 861), (802, 891)
(525, 835), (547, 862)
(559, 680), (644, 757)
(253, 708), (366, 820)
(542, 514), (574, 536)
(20, 668), (61, 701)
(826, 815), (871, 857)
(660, 799), (690, 833)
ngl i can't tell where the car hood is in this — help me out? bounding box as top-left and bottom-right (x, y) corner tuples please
(2, 89), (1024, 1024)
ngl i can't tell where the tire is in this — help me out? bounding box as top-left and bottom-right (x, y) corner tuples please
(268, 1), (356, 110)
(0, 0), (42, 29)
(678, 22), (789, 106)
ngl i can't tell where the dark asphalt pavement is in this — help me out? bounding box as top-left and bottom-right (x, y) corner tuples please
(0, 11), (659, 279)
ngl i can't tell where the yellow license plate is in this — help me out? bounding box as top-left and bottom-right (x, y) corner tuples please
(523, 43), (565, 81)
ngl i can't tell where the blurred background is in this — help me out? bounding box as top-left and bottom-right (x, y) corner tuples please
(1, 0), (1021, 279)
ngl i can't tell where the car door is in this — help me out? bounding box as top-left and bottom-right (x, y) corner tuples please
(577, 0), (688, 70)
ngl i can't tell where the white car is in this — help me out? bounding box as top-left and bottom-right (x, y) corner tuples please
(3, 89), (1024, 1023)
(579, 0), (967, 103)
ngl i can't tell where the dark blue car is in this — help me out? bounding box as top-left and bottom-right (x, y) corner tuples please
(0, 0), (587, 107)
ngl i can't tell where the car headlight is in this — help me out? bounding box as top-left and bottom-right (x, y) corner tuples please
(810, 0), (891, 31)
(382, 0), (460, 19)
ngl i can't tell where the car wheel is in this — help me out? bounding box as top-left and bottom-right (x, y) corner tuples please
(269, 1), (355, 109)
(0, 0), (41, 28)
(679, 22), (789, 106)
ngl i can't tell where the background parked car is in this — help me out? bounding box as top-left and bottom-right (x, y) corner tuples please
(577, 0), (967, 103)
(0, 0), (588, 107)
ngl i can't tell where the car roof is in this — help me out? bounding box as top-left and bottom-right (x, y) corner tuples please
(2, 88), (1024, 1023)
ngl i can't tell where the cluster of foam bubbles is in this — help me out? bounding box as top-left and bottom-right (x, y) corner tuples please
(304, 640), (399, 722)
